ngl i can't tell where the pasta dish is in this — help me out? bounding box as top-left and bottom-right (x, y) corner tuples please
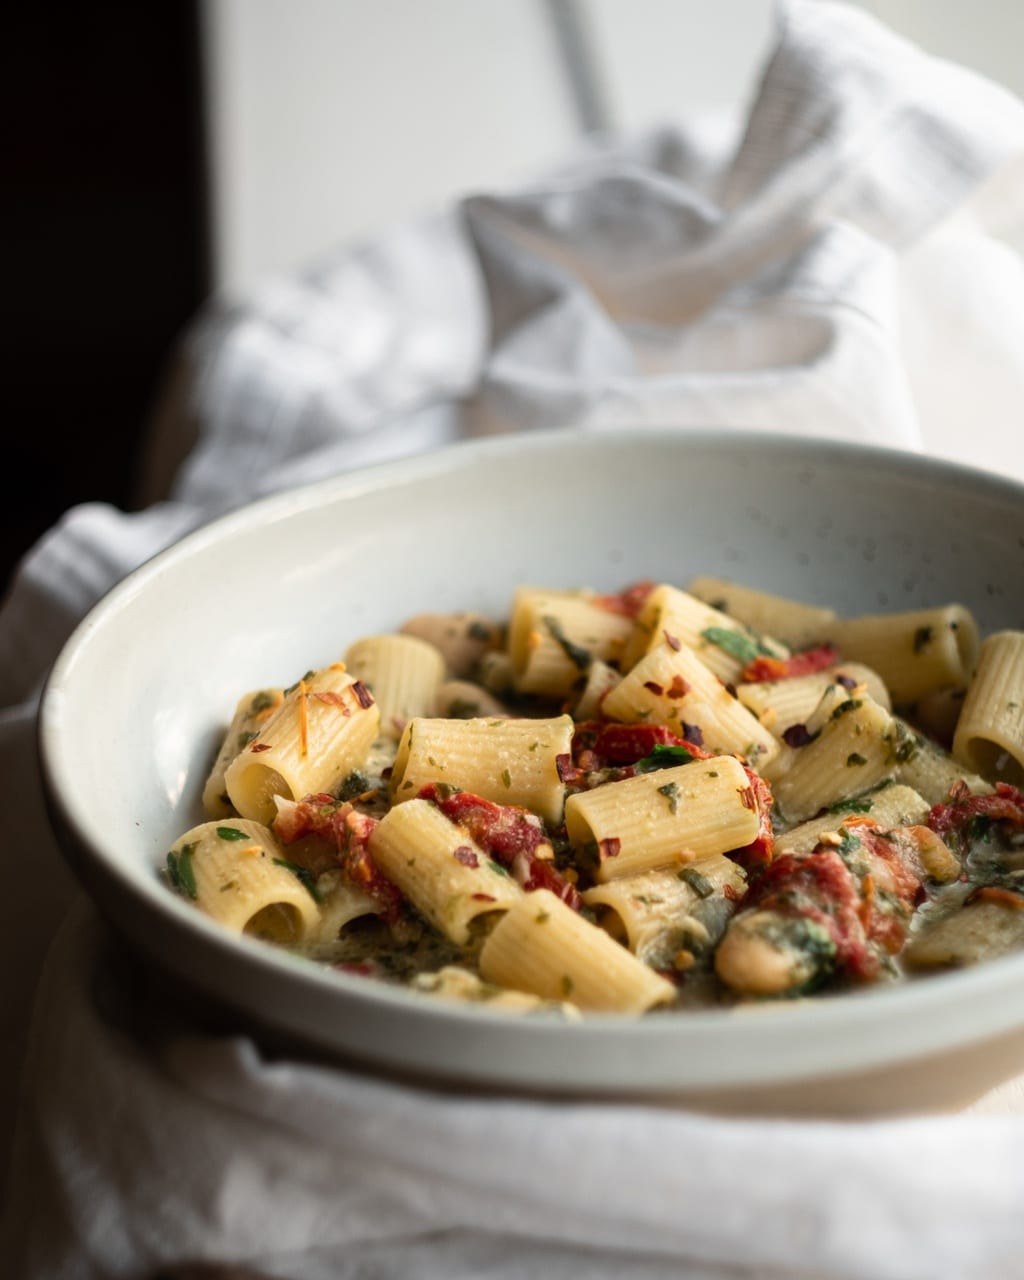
(162, 578), (1024, 1015)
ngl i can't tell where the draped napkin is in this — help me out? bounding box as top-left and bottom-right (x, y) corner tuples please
(4, 3), (1024, 1276)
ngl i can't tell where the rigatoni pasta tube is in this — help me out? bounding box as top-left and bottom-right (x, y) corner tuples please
(602, 641), (779, 768)
(479, 889), (675, 1013)
(399, 611), (501, 677)
(302, 871), (380, 957)
(225, 664), (380, 824)
(344, 633), (445, 739)
(828, 605), (979, 705)
(167, 819), (320, 943)
(582, 856), (746, 964)
(434, 679), (508, 720)
(770, 696), (897, 824)
(572, 659), (621, 721)
(953, 631), (1024, 786)
(895, 724), (993, 805)
(369, 799), (522, 944)
(565, 755), (761, 882)
(390, 715), (574, 825)
(737, 663), (889, 732)
(775, 784), (931, 857)
(620, 583), (788, 683)
(202, 687), (284, 818)
(508, 589), (633, 697)
(688, 576), (837, 650)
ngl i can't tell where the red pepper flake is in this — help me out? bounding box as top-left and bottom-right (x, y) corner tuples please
(556, 753), (576, 783)
(250, 742), (272, 753)
(663, 630), (681, 652)
(643, 680), (665, 696)
(723, 883), (740, 902)
(314, 690), (351, 709)
(666, 675), (690, 699)
(967, 885), (1024, 910)
(351, 680), (375, 709)
(598, 837), (621, 860)
(730, 767), (775, 869)
(453, 846), (480, 869)
(471, 892), (497, 903)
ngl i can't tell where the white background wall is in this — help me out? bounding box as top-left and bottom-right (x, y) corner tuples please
(202, 0), (1024, 295)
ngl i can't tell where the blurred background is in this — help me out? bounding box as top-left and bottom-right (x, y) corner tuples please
(6, 0), (1023, 595)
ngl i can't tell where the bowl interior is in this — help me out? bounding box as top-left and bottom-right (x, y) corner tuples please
(40, 429), (1024, 1098)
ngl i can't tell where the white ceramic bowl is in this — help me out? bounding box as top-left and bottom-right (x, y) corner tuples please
(39, 429), (1024, 1115)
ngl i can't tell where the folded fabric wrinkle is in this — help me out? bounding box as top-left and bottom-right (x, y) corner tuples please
(3, 2), (1024, 1276)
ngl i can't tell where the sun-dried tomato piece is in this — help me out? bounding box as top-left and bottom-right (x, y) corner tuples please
(741, 645), (841, 684)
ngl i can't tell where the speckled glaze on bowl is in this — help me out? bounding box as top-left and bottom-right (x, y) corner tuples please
(38, 429), (1024, 1115)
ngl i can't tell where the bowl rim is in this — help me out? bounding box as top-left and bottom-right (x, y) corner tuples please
(36, 426), (1024, 1093)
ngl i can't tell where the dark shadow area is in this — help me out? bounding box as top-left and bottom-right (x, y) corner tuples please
(2, 2), (209, 596)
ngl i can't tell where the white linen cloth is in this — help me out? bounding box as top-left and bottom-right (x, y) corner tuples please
(4, 3), (1024, 1276)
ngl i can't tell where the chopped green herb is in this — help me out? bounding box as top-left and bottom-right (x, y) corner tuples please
(166, 842), (198, 900)
(216, 826), (250, 841)
(836, 828), (862, 860)
(965, 815), (993, 844)
(488, 859), (511, 878)
(237, 729), (258, 751)
(561, 975), (575, 998)
(337, 770), (372, 801)
(913, 626), (933, 654)
(658, 781), (681, 815)
(827, 795), (873, 815)
(830, 698), (862, 722)
(889, 722), (920, 764)
(249, 690), (277, 714)
(284, 670), (315, 696)
(699, 626), (772, 665)
(846, 752), (867, 767)
(635, 744), (696, 772)
(542, 615), (592, 670)
(501, 768), (512, 789)
(273, 858), (323, 903)
(678, 867), (714, 898)
(535, 910), (551, 924)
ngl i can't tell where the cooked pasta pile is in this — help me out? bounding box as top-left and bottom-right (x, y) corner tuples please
(164, 578), (1024, 1015)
